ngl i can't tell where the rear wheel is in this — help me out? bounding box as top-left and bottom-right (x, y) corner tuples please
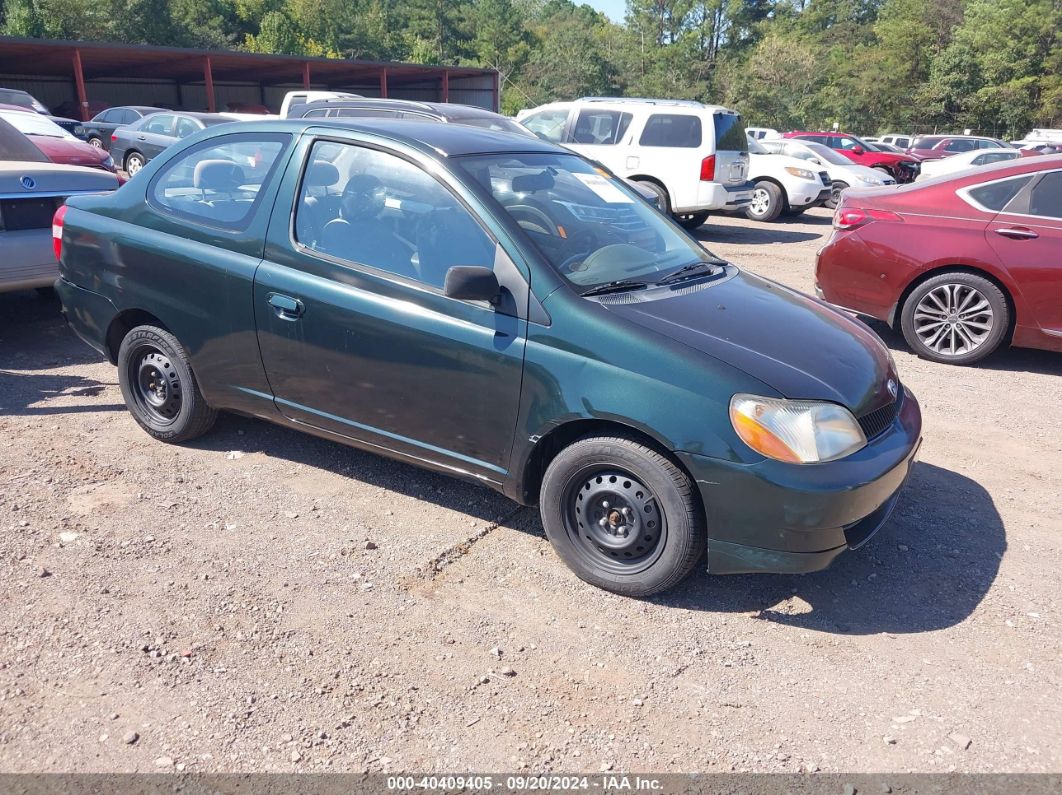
(540, 435), (705, 597)
(826, 181), (848, 210)
(782, 205), (808, 217)
(899, 272), (1009, 365)
(117, 326), (217, 442)
(125, 151), (145, 176)
(87, 136), (104, 149)
(675, 211), (710, 230)
(745, 180), (784, 222)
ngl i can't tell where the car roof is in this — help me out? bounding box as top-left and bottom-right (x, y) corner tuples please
(296, 98), (500, 120)
(231, 117), (565, 157)
(937, 152), (1062, 180)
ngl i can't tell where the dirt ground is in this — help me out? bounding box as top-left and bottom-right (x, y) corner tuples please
(1, 207), (1060, 775)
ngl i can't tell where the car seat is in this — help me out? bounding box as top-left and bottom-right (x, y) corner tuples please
(296, 160), (341, 247)
(320, 173), (414, 277)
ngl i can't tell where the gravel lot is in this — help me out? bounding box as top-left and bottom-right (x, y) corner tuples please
(1, 207), (1060, 775)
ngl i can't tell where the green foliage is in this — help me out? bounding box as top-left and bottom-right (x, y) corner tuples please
(0, 0), (1057, 134)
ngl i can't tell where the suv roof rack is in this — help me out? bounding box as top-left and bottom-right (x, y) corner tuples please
(577, 97), (707, 109)
(304, 97), (436, 111)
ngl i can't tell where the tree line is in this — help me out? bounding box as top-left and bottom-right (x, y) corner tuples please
(1, 0), (1058, 137)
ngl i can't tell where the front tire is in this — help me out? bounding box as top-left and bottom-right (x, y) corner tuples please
(745, 180), (784, 222)
(87, 136), (104, 149)
(117, 326), (217, 442)
(899, 272), (1009, 365)
(540, 436), (705, 597)
(125, 151), (145, 176)
(826, 181), (848, 210)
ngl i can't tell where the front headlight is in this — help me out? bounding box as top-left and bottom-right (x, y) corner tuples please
(730, 394), (867, 463)
(102, 155), (114, 169)
(857, 174), (883, 185)
(784, 166), (815, 181)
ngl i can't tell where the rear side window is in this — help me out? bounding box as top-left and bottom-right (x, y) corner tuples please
(713, 113), (747, 151)
(976, 151), (1018, 166)
(149, 133), (290, 229)
(175, 117), (200, 138)
(1028, 172), (1062, 218)
(965, 176), (1032, 212)
(639, 114), (702, 148)
(142, 115), (173, 135)
(944, 139), (977, 153)
(572, 110), (633, 145)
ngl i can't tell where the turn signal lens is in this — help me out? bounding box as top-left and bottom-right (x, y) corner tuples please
(833, 207), (903, 230)
(730, 394), (867, 464)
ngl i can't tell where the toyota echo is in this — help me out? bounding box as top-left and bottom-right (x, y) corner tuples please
(54, 119), (922, 597)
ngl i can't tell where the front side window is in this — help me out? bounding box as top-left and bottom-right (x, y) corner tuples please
(945, 139), (977, 152)
(142, 114), (174, 135)
(965, 176), (1032, 212)
(835, 136), (863, 151)
(457, 152), (719, 292)
(294, 140), (496, 289)
(640, 114), (702, 148)
(520, 108), (569, 143)
(571, 110), (632, 145)
(150, 133), (289, 228)
(1028, 172), (1062, 219)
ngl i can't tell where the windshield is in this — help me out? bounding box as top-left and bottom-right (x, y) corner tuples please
(801, 142), (854, 165)
(457, 152), (720, 291)
(0, 111), (73, 139)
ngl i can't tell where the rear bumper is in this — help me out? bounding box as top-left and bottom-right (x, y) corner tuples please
(676, 387), (922, 575)
(681, 181), (754, 213)
(0, 230), (59, 293)
(55, 277), (115, 360)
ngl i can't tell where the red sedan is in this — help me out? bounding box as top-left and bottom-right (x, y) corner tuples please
(816, 155), (1062, 365)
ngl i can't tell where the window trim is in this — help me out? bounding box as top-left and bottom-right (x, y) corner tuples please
(956, 172), (1037, 215)
(146, 131), (292, 233)
(288, 135), (507, 302)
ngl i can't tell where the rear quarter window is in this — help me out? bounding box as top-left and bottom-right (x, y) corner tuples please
(148, 133), (291, 230)
(639, 114), (702, 148)
(713, 113), (747, 151)
(965, 176), (1032, 212)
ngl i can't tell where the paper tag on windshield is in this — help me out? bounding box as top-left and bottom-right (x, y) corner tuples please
(574, 172), (633, 203)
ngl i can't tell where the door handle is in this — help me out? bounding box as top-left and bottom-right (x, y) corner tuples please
(994, 227), (1038, 240)
(137, 135), (146, 141)
(267, 293), (304, 320)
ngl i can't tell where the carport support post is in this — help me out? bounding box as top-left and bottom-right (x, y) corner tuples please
(379, 68), (388, 98)
(441, 69), (449, 103)
(302, 62), (311, 90)
(71, 48), (89, 121)
(493, 70), (500, 112)
(204, 56), (216, 113)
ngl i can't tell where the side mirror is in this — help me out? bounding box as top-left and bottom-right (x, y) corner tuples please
(851, 145), (865, 155)
(444, 266), (501, 304)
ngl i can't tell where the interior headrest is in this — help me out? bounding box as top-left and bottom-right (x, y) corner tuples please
(193, 159), (245, 192)
(304, 160), (340, 188)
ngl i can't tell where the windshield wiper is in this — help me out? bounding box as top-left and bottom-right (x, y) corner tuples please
(656, 260), (723, 286)
(580, 279), (649, 297)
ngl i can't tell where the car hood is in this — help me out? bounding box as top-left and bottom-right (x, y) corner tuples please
(603, 269), (897, 416)
(748, 152), (827, 178)
(30, 135), (110, 168)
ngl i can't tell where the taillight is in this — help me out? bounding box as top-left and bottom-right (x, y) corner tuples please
(52, 204), (68, 260)
(111, 133), (117, 142)
(832, 207), (902, 230)
(699, 155), (716, 182)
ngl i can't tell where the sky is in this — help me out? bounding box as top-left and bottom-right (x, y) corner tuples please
(583, 0), (626, 23)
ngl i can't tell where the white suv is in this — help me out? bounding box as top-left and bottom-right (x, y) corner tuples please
(517, 98), (753, 229)
(744, 137), (831, 221)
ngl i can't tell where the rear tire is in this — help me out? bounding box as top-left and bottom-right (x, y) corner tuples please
(745, 180), (784, 222)
(117, 326), (217, 442)
(899, 272), (1009, 365)
(675, 211), (710, 230)
(125, 151), (145, 177)
(87, 136), (104, 149)
(540, 435), (705, 597)
(782, 205), (808, 217)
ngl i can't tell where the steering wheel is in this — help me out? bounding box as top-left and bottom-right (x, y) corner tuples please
(558, 251), (592, 274)
(506, 204), (560, 236)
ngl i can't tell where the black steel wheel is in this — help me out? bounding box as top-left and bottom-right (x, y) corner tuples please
(117, 326), (217, 442)
(540, 435), (705, 596)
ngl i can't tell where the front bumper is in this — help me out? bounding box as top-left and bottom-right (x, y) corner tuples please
(676, 386), (922, 575)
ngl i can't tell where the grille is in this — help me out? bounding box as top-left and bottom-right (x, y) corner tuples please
(857, 389), (902, 439)
(819, 172), (830, 186)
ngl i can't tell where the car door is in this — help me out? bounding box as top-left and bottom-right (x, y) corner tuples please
(984, 169), (1062, 337)
(253, 135), (529, 482)
(138, 114), (176, 160)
